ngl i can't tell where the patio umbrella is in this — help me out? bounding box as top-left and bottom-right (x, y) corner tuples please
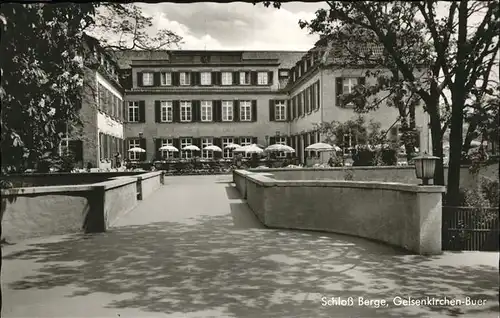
(224, 143), (241, 150)
(265, 144), (296, 153)
(305, 142), (340, 152)
(182, 145), (200, 151)
(203, 145), (222, 152)
(244, 144), (264, 154)
(233, 145), (250, 153)
(159, 145), (179, 152)
(128, 147), (146, 153)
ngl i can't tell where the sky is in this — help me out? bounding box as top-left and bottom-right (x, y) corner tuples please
(137, 2), (326, 51)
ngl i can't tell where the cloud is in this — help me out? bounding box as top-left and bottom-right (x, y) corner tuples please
(138, 3), (322, 50)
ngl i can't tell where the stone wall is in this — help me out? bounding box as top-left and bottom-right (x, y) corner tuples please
(1, 172), (163, 242)
(234, 170), (446, 255)
(249, 164), (498, 189)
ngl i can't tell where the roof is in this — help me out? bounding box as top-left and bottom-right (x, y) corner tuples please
(115, 50), (307, 69)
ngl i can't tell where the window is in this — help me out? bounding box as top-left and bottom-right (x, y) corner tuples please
(180, 72), (191, 86)
(257, 72), (268, 85)
(142, 72), (154, 86)
(180, 101), (192, 122)
(222, 101), (233, 121)
(240, 137), (252, 158)
(180, 138), (192, 159)
(275, 100), (286, 121)
(240, 71), (250, 85)
(201, 101), (213, 122)
(343, 78), (359, 94)
(239, 101), (252, 121)
(161, 138), (173, 159)
(161, 101), (173, 122)
(201, 137), (214, 159)
(128, 101), (139, 122)
(222, 137), (234, 158)
(200, 72), (211, 85)
(160, 72), (172, 86)
(128, 139), (140, 160)
(221, 72), (232, 85)
(276, 136), (287, 158)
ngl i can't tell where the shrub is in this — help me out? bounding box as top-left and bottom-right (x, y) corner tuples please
(380, 148), (398, 165)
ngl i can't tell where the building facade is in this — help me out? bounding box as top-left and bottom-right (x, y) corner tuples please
(117, 47), (429, 164)
(63, 35), (126, 169)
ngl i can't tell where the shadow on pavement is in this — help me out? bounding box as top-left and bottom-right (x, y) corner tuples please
(3, 214), (499, 318)
(225, 186), (242, 200)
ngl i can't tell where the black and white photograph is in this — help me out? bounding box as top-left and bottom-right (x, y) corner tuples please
(1, 1), (499, 317)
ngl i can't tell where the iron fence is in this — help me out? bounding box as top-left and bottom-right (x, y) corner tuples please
(442, 206), (499, 251)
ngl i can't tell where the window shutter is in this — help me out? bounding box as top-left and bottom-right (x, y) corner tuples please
(250, 71), (258, 85)
(251, 100), (257, 122)
(123, 101), (127, 122)
(137, 72), (143, 87)
(139, 138), (147, 161)
(172, 72), (179, 86)
(287, 100), (291, 121)
(270, 136), (276, 145)
(269, 100), (275, 121)
(316, 81), (321, 110)
(268, 71), (273, 85)
(232, 71), (239, 85)
(192, 100), (200, 122)
(305, 88), (310, 113)
(155, 138), (162, 160)
(211, 72), (217, 86)
(298, 93), (302, 116)
(190, 72), (197, 86)
(193, 138), (201, 149)
(233, 100), (240, 122)
(213, 138), (222, 158)
(252, 137), (258, 144)
(173, 138), (180, 158)
(291, 97), (296, 119)
(139, 101), (146, 123)
(336, 77), (343, 107)
(217, 72), (222, 86)
(196, 72), (201, 86)
(153, 72), (161, 86)
(155, 101), (161, 123)
(212, 100), (219, 122)
(311, 85), (316, 111)
(173, 100), (180, 122)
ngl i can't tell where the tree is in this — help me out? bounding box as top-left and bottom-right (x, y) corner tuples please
(0, 3), (182, 174)
(278, 1), (498, 206)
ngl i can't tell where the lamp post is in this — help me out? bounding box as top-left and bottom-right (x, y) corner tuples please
(413, 152), (440, 185)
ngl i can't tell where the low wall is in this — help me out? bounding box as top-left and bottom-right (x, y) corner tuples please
(123, 171), (163, 200)
(1, 172), (163, 242)
(0, 171), (146, 188)
(248, 164), (498, 188)
(234, 170), (446, 255)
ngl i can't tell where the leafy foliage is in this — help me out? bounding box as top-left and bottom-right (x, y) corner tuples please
(296, 1), (499, 205)
(0, 3), (181, 175)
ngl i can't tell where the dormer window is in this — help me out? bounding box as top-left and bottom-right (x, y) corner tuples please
(279, 70), (289, 77)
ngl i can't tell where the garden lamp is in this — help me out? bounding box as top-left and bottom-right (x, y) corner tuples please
(413, 152), (439, 185)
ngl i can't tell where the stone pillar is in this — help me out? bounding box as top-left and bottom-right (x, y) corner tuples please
(415, 187), (445, 255)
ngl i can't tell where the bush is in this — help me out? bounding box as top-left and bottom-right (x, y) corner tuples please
(380, 148), (398, 165)
(447, 177), (499, 207)
(352, 146), (376, 166)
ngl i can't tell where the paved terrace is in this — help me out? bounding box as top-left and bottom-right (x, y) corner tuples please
(2, 175), (499, 318)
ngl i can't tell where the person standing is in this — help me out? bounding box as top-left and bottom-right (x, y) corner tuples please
(115, 152), (122, 168)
